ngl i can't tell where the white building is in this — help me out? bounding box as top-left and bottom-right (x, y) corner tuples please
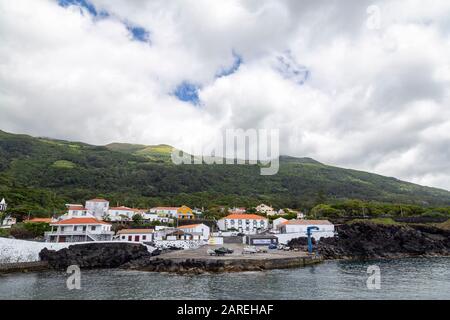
(85, 198), (110, 219)
(256, 203), (277, 216)
(45, 217), (114, 242)
(177, 223), (210, 240)
(106, 206), (140, 222)
(142, 213), (172, 224)
(272, 217), (288, 231)
(117, 229), (154, 242)
(296, 211), (305, 219)
(278, 219), (335, 240)
(150, 207), (179, 218)
(62, 204), (92, 220)
(228, 207), (246, 214)
(217, 214), (268, 235)
(1, 215), (16, 229)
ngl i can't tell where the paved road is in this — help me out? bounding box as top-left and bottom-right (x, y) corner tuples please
(158, 243), (309, 261)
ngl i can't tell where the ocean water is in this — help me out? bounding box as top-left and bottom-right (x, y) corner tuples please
(1, 257), (449, 300)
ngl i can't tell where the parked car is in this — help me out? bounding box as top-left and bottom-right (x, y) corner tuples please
(214, 247), (233, 256)
(207, 249), (217, 256)
(268, 244), (278, 250)
(242, 246), (257, 254)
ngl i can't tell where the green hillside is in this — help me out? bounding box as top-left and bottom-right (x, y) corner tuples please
(1, 129), (450, 217)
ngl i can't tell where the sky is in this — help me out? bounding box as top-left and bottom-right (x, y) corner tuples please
(1, 0), (450, 190)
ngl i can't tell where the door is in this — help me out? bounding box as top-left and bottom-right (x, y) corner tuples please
(135, 235), (140, 242)
(58, 236), (66, 243)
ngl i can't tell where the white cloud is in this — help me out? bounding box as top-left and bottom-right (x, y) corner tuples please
(1, 0), (450, 190)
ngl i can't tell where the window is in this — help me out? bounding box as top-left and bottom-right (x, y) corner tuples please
(122, 236), (125, 240)
(128, 236), (132, 241)
(143, 235), (146, 240)
(60, 226), (65, 232)
(91, 226), (96, 231)
(83, 226), (86, 231)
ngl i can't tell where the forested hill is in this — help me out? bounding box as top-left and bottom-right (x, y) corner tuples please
(1, 129), (450, 215)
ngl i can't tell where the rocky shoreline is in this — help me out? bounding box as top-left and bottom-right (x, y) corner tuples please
(35, 222), (450, 273)
(317, 222), (450, 260)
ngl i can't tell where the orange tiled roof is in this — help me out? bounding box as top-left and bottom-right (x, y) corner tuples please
(177, 224), (201, 229)
(26, 218), (53, 223)
(222, 214), (267, 220)
(68, 206), (87, 211)
(52, 218), (110, 225)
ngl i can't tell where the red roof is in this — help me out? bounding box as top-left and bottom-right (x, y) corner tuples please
(222, 214), (267, 220)
(68, 206), (87, 211)
(152, 207), (179, 210)
(52, 218), (110, 225)
(177, 224), (202, 229)
(26, 218), (53, 223)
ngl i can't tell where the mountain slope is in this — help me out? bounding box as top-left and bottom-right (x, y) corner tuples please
(1, 129), (450, 214)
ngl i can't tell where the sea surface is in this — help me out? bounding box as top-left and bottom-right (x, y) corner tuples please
(1, 257), (449, 300)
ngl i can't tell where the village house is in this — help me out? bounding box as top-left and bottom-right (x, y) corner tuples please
(106, 206), (141, 222)
(177, 223), (210, 240)
(1, 215), (16, 229)
(217, 213), (268, 235)
(228, 207), (246, 214)
(150, 207), (179, 218)
(272, 217), (288, 231)
(278, 219), (335, 239)
(45, 217), (114, 242)
(85, 198), (110, 219)
(142, 212), (172, 224)
(256, 203), (277, 216)
(117, 228), (154, 242)
(177, 205), (195, 220)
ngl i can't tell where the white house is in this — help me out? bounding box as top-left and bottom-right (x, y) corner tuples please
(278, 219), (335, 240)
(256, 204), (277, 216)
(228, 207), (246, 214)
(142, 213), (172, 224)
(1, 215), (16, 229)
(272, 217), (288, 231)
(177, 223), (210, 240)
(150, 207), (179, 218)
(85, 198), (110, 219)
(117, 229), (154, 242)
(62, 204), (92, 220)
(106, 206), (140, 222)
(217, 214), (268, 235)
(296, 211), (305, 219)
(45, 217), (114, 242)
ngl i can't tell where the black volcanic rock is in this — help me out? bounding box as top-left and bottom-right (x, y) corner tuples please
(317, 222), (450, 260)
(39, 242), (152, 269)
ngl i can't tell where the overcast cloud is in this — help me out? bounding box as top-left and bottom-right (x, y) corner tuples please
(1, 0), (450, 190)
